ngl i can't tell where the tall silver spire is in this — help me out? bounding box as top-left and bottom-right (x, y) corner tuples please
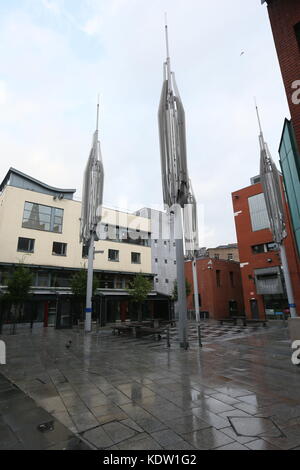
(257, 104), (297, 318)
(158, 19), (200, 346)
(80, 99), (105, 332)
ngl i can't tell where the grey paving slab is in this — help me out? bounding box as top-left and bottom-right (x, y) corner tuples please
(116, 433), (163, 450)
(163, 415), (211, 435)
(183, 428), (234, 450)
(229, 417), (283, 438)
(82, 425), (114, 449)
(245, 439), (282, 450)
(102, 421), (137, 444)
(215, 442), (249, 450)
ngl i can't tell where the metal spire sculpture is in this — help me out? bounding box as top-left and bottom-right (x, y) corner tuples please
(80, 99), (104, 332)
(257, 104), (297, 318)
(158, 19), (198, 347)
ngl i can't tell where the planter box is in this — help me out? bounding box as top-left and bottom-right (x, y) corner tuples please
(288, 317), (300, 342)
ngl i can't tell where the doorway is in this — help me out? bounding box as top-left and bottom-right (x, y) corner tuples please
(250, 299), (259, 319)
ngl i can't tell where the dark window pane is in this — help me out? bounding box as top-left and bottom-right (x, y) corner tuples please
(52, 242), (67, 256)
(108, 249), (119, 261)
(252, 244), (265, 254)
(17, 237), (35, 253)
(131, 252), (141, 264)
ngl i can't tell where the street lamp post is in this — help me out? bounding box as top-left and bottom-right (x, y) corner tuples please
(80, 101), (104, 333)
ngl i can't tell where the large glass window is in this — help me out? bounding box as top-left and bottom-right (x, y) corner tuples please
(22, 202), (63, 233)
(98, 223), (150, 247)
(17, 237), (35, 253)
(248, 193), (270, 232)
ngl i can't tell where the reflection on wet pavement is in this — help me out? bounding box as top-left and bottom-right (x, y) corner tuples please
(1, 321), (300, 450)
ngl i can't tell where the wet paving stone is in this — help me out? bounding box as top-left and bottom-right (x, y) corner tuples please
(183, 427), (234, 450)
(82, 425), (114, 449)
(1, 322), (300, 450)
(229, 417), (283, 438)
(102, 421), (137, 444)
(215, 442), (249, 450)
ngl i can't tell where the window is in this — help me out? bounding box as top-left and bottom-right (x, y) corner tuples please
(214, 253), (219, 260)
(164, 241), (167, 246)
(227, 253), (233, 261)
(36, 271), (50, 287)
(252, 244), (265, 254)
(229, 271), (234, 288)
(108, 249), (119, 262)
(266, 242), (278, 252)
(17, 237), (35, 253)
(216, 270), (221, 287)
(131, 252), (141, 264)
(155, 278), (159, 283)
(294, 22), (300, 50)
(174, 260), (176, 265)
(22, 202), (63, 233)
(82, 245), (89, 258)
(164, 259), (168, 264)
(52, 242), (67, 256)
(165, 279), (169, 284)
(155, 258), (158, 263)
(248, 193), (270, 232)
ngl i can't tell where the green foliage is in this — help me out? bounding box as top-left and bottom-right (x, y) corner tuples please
(70, 269), (99, 299)
(5, 265), (33, 305)
(127, 274), (153, 322)
(127, 273), (153, 304)
(172, 279), (192, 302)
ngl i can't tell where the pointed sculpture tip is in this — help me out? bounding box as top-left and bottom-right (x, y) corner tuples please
(164, 12), (170, 60)
(96, 94), (100, 132)
(254, 97), (263, 136)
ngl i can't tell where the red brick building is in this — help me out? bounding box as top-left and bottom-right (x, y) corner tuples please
(263, 0), (300, 256)
(263, 0), (300, 150)
(232, 178), (300, 319)
(184, 258), (244, 320)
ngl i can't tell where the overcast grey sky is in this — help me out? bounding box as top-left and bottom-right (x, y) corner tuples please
(0, 0), (290, 247)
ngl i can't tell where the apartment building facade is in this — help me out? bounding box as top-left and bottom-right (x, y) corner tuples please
(0, 168), (171, 327)
(206, 244), (239, 263)
(135, 208), (177, 297)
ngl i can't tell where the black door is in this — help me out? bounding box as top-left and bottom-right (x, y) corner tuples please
(250, 299), (259, 319)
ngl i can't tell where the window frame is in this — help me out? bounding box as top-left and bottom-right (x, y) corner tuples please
(52, 242), (67, 257)
(17, 237), (35, 253)
(108, 249), (119, 262)
(22, 201), (64, 234)
(131, 252), (141, 264)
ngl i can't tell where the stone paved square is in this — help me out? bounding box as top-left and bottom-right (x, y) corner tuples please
(1, 321), (300, 450)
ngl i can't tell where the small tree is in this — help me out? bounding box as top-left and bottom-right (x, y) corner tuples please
(172, 279), (192, 302)
(5, 265), (33, 333)
(127, 273), (153, 322)
(70, 269), (98, 322)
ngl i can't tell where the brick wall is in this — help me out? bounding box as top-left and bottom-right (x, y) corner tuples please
(266, 0), (300, 151)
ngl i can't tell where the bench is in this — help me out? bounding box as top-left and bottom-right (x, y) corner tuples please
(112, 324), (132, 335)
(243, 319), (268, 327)
(219, 318), (238, 326)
